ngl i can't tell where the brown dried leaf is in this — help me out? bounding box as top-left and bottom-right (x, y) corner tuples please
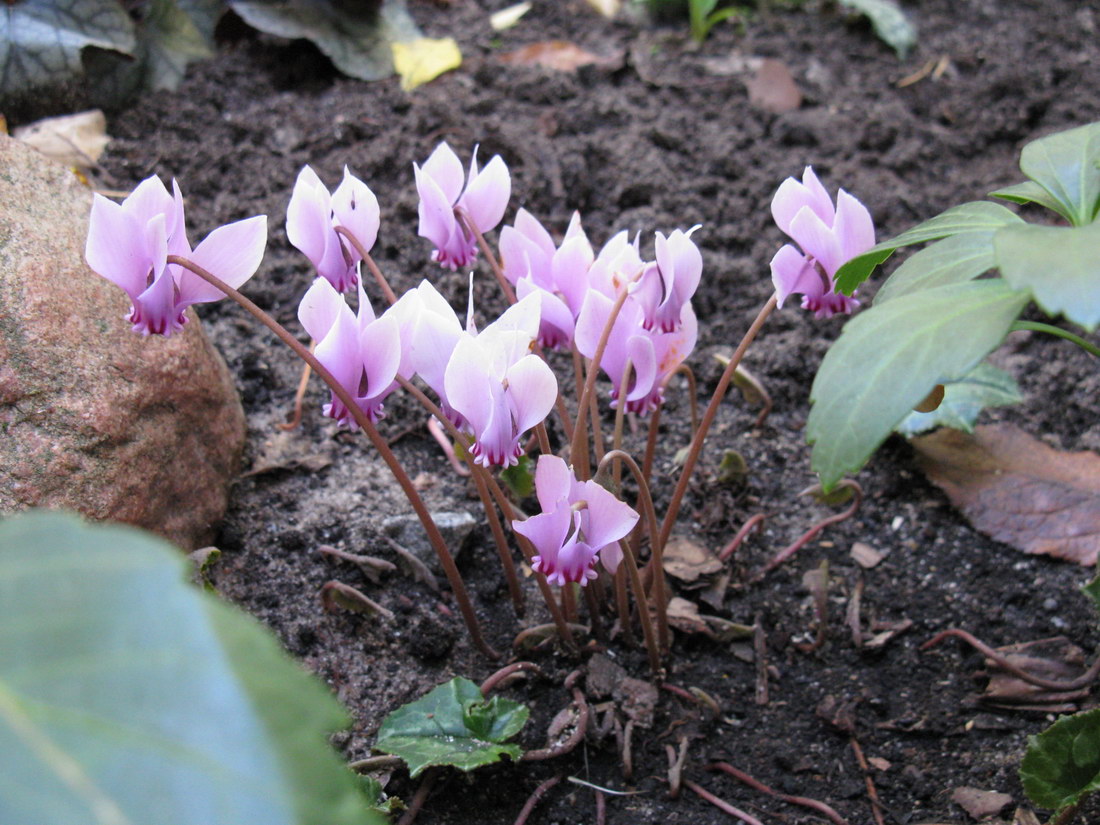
(666, 596), (710, 635)
(499, 41), (622, 73)
(662, 537), (723, 583)
(14, 110), (110, 171)
(951, 787), (1013, 821)
(913, 424), (1100, 565)
(745, 58), (802, 113)
(851, 541), (884, 569)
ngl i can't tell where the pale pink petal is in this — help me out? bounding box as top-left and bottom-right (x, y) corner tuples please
(420, 142), (465, 204)
(517, 279), (574, 350)
(86, 195), (149, 300)
(180, 215), (267, 304)
(833, 189), (876, 262)
(298, 277), (345, 341)
(314, 305), (362, 421)
(552, 234), (595, 316)
(769, 244), (821, 307)
(788, 206), (844, 276)
(798, 167), (836, 224)
(331, 166), (380, 254)
(514, 208), (556, 256)
(444, 337), (495, 436)
(415, 163), (462, 257)
(623, 334), (657, 404)
(286, 166), (331, 266)
(124, 175), (176, 229)
(579, 480), (639, 551)
(359, 315), (402, 404)
(504, 354), (557, 436)
(532, 454), (574, 513)
(460, 154), (511, 233)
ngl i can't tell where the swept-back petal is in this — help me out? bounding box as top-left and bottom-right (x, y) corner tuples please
(532, 454), (574, 513)
(579, 480), (639, 551)
(314, 304), (362, 404)
(420, 142), (465, 204)
(86, 194), (149, 300)
(124, 175), (177, 230)
(444, 336), (494, 435)
(504, 354), (557, 436)
(552, 234), (595, 316)
(286, 165), (331, 265)
(788, 206), (843, 276)
(359, 315), (402, 403)
(331, 167), (380, 254)
(770, 244), (822, 307)
(460, 154), (511, 233)
(514, 500), (573, 561)
(181, 215), (267, 304)
(415, 163), (460, 254)
(833, 189), (875, 261)
(298, 277), (346, 342)
(514, 208), (556, 256)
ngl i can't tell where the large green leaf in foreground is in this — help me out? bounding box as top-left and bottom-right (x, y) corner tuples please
(374, 677), (528, 778)
(0, 511), (381, 825)
(807, 279), (1029, 490)
(1021, 707), (1100, 815)
(1017, 121), (1100, 227)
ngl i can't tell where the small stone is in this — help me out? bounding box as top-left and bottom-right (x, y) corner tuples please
(851, 542), (885, 569)
(381, 510), (478, 569)
(0, 135), (245, 550)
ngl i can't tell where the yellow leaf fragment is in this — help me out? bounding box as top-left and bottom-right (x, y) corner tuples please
(584, 0), (621, 18)
(490, 2), (531, 31)
(392, 37), (462, 92)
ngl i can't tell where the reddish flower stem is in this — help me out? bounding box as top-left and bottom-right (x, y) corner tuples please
(522, 685), (589, 761)
(333, 226), (397, 305)
(480, 661), (544, 695)
(396, 768), (439, 825)
(512, 775), (563, 825)
(708, 762), (850, 825)
(658, 294), (777, 552)
(718, 513), (766, 562)
(682, 780), (766, 825)
(921, 628), (1100, 690)
(456, 206), (517, 305)
(752, 481), (862, 581)
(168, 255), (499, 660)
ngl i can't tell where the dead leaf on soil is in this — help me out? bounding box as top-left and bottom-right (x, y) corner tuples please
(499, 41), (623, 73)
(245, 430), (334, 476)
(745, 58), (802, 113)
(663, 536), (723, 583)
(912, 424), (1100, 565)
(391, 37), (462, 91)
(851, 541), (884, 569)
(14, 110), (110, 172)
(979, 637), (1089, 710)
(951, 786), (1013, 821)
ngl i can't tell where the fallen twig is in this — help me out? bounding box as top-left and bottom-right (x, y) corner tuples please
(381, 535), (440, 592)
(320, 580), (395, 620)
(922, 628), (1100, 691)
(708, 762), (849, 825)
(753, 481), (862, 581)
(318, 544), (396, 583)
(849, 734), (886, 825)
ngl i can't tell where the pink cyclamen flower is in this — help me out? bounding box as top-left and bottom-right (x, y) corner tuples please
(443, 291), (557, 467)
(297, 276), (405, 428)
(632, 227), (703, 333)
(414, 142), (511, 270)
(575, 289), (698, 416)
(769, 166), (874, 319)
(513, 455), (639, 585)
(286, 165), (379, 293)
(86, 175), (267, 336)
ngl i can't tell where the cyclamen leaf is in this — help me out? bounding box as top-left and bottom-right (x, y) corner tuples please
(994, 221), (1100, 332)
(873, 231), (996, 305)
(1082, 573), (1100, 618)
(0, 511), (382, 825)
(895, 362), (1021, 437)
(142, 0), (215, 91)
(228, 0), (422, 82)
(1021, 707), (1100, 814)
(990, 180), (1069, 218)
(374, 677), (528, 778)
(807, 279), (1029, 491)
(835, 201), (1023, 295)
(836, 0), (917, 59)
(1018, 121), (1100, 227)
(0, 0), (135, 100)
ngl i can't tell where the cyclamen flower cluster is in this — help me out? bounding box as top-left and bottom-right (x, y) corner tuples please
(769, 166), (875, 319)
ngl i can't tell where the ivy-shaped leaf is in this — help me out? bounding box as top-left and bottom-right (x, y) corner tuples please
(994, 221), (1100, 333)
(0, 0), (136, 100)
(0, 511), (382, 825)
(836, 0), (916, 59)
(873, 231), (996, 305)
(1017, 121), (1100, 227)
(228, 0), (422, 82)
(835, 201), (1022, 295)
(895, 362), (1021, 437)
(1021, 708), (1100, 815)
(807, 279), (1030, 491)
(374, 677), (528, 778)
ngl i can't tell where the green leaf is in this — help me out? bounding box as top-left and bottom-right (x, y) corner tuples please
(836, 0), (916, 59)
(994, 221), (1100, 332)
(499, 455), (535, 499)
(1082, 572), (1100, 617)
(835, 201), (1023, 295)
(990, 180), (1069, 217)
(1021, 707), (1100, 814)
(0, 0), (136, 101)
(895, 362), (1021, 437)
(176, 0), (226, 45)
(0, 511), (382, 825)
(141, 0), (215, 91)
(874, 232), (996, 304)
(807, 280), (1030, 490)
(227, 0), (422, 82)
(1018, 121), (1100, 226)
(374, 677), (528, 778)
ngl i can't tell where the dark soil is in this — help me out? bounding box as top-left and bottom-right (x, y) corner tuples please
(86, 0), (1100, 822)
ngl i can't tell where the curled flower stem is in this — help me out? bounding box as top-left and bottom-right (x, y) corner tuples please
(480, 661), (544, 695)
(522, 685), (589, 761)
(334, 226), (397, 306)
(752, 481), (862, 581)
(168, 255), (500, 661)
(658, 294), (778, 553)
(619, 536), (662, 673)
(598, 449), (668, 654)
(613, 565), (635, 646)
(611, 360), (633, 488)
(397, 768), (439, 825)
(571, 288), (632, 479)
(707, 762), (849, 825)
(513, 622), (588, 651)
(921, 628), (1100, 690)
(456, 206), (516, 305)
(682, 780), (766, 825)
(642, 402), (661, 483)
(718, 513), (766, 562)
(512, 775), (563, 825)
